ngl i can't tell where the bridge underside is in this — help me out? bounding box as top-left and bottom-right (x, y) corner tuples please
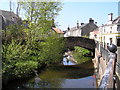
(64, 37), (96, 52)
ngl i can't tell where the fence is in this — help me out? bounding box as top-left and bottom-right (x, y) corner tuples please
(115, 47), (120, 89)
(96, 42), (109, 63)
(99, 53), (116, 88)
(95, 42), (120, 89)
(100, 46), (109, 63)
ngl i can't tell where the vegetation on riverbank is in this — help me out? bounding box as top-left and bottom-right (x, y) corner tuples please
(2, 1), (64, 81)
(73, 46), (92, 64)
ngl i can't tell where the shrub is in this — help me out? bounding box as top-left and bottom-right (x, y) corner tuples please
(2, 40), (38, 78)
(73, 47), (92, 64)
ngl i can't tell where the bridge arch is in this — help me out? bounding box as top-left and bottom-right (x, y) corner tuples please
(64, 37), (96, 52)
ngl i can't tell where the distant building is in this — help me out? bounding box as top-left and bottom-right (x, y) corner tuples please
(52, 27), (64, 37)
(92, 13), (120, 86)
(52, 27), (64, 34)
(64, 18), (98, 37)
(0, 10), (22, 30)
(96, 13), (120, 47)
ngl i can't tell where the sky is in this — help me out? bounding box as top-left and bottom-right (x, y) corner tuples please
(0, 0), (119, 30)
(56, 1), (118, 30)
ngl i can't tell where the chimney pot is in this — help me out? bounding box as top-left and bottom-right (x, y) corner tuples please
(89, 18), (94, 23)
(67, 26), (70, 31)
(81, 23), (84, 25)
(108, 13), (113, 21)
(77, 20), (79, 29)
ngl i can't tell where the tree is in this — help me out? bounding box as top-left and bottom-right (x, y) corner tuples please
(18, 0), (63, 37)
(19, 1), (62, 23)
(2, 0), (64, 80)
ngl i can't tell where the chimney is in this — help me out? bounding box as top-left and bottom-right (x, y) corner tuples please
(108, 13), (113, 21)
(77, 20), (79, 29)
(89, 18), (94, 23)
(67, 26), (70, 31)
(81, 23), (84, 25)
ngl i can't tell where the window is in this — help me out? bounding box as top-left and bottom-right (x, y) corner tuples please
(94, 34), (97, 38)
(110, 38), (112, 45)
(104, 28), (105, 33)
(117, 39), (120, 46)
(110, 27), (112, 29)
(117, 25), (120, 31)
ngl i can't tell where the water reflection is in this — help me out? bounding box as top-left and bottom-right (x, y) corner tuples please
(21, 58), (95, 88)
(4, 58), (96, 89)
(61, 76), (96, 88)
(23, 80), (50, 88)
(63, 57), (76, 65)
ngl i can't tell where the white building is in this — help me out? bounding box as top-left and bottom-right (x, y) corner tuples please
(93, 13), (120, 87)
(64, 21), (81, 37)
(98, 13), (120, 47)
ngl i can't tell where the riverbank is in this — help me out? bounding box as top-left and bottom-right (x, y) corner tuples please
(3, 47), (95, 89)
(3, 58), (95, 89)
(2, 33), (65, 87)
(64, 47), (92, 64)
(2, 63), (47, 88)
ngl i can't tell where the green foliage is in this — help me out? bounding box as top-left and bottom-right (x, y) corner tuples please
(73, 47), (92, 64)
(2, 34), (65, 79)
(2, 24), (26, 43)
(14, 61), (38, 77)
(40, 33), (65, 64)
(74, 47), (90, 56)
(19, 1), (62, 23)
(82, 35), (89, 38)
(2, 40), (38, 78)
(2, 1), (64, 80)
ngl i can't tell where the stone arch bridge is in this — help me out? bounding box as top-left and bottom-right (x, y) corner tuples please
(64, 37), (96, 52)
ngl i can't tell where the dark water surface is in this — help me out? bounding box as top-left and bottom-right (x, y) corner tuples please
(3, 58), (96, 89)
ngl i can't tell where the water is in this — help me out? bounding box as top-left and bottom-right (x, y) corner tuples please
(61, 76), (96, 88)
(3, 58), (96, 89)
(63, 57), (76, 65)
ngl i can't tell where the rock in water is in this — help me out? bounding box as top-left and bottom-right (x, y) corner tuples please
(34, 77), (41, 84)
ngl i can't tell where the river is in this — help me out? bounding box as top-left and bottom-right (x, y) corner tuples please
(3, 57), (97, 89)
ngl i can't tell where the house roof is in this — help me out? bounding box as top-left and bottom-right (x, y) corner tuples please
(70, 26), (79, 31)
(52, 27), (64, 34)
(0, 10), (18, 21)
(101, 16), (120, 27)
(66, 23), (88, 32)
(80, 23), (88, 29)
(66, 23), (90, 32)
(112, 16), (120, 24)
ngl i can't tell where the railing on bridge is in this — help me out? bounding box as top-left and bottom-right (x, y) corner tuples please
(96, 41), (109, 64)
(99, 52), (116, 88)
(100, 46), (109, 64)
(96, 43), (118, 89)
(115, 47), (120, 89)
